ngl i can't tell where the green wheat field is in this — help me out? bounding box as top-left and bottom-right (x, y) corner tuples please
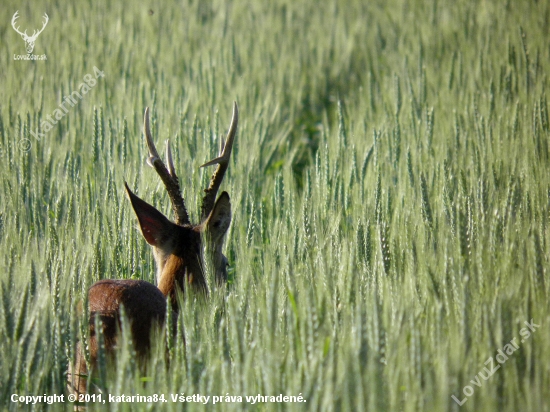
(1, 0), (549, 411)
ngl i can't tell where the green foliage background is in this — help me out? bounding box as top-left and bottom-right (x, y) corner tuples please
(0, 0), (549, 410)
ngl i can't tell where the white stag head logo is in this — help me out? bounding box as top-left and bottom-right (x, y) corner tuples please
(11, 11), (49, 54)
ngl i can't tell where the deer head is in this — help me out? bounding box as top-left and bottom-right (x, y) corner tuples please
(125, 103), (238, 306)
(11, 11), (49, 54)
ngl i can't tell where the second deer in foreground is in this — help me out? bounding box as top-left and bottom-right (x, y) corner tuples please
(67, 102), (238, 397)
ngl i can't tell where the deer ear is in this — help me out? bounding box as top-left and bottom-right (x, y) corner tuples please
(206, 191), (231, 237)
(125, 183), (173, 246)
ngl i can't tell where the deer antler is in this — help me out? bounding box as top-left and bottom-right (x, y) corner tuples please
(11, 11), (48, 40)
(29, 13), (49, 40)
(143, 107), (190, 225)
(11, 11), (27, 37)
(200, 102), (238, 221)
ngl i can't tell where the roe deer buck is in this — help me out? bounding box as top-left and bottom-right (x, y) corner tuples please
(67, 102), (238, 397)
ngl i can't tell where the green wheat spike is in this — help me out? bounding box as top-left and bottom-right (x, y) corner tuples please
(519, 26), (531, 95)
(540, 93), (549, 132)
(393, 118), (401, 166)
(107, 118), (114, 161)
(420, 173), (433, 230)
(374, 172), (382, 225)
(394, 74), (402, 118)
(338, 100), (347, 149)
(121, 118), (129, 164)
(407, 150), (415, 187)
(13, 284), (29, 344)
(93, 106), (99, 163)
(425, 108), (434, 150)
(448, 51), (457, 90)
(378, 221), (391, 275)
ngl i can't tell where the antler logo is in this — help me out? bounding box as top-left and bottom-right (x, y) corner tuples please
(11, 11), (49, 54)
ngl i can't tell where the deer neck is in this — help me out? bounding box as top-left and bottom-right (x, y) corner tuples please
(156, 254), (207, 310)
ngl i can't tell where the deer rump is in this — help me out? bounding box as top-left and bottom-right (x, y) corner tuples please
(68, 280), (167, 396)
(88, 279), (167, 357)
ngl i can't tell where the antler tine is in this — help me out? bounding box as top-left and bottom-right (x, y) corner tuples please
(166, 140), (176, 177)
(200, 101), (238, 220)
(34, 13), (49, 37)
(143, 107), (190, 225)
